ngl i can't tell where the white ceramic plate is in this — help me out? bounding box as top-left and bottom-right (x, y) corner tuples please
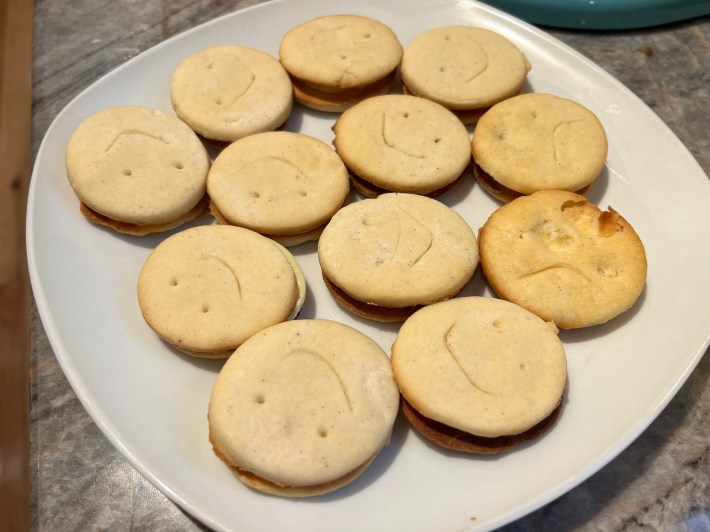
(27, 0), (710, 530)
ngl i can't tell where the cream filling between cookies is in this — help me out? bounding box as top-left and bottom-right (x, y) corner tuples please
(472, 161), (591, 203)
(347, 168), (466, 198)
(79, 196), (207, 236)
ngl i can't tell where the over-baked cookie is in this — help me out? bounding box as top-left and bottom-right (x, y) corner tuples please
(208, 319), (400, 497)
(472, 93), (608, 202)
(171, 45), (293, 143)
(279, 15), (402, 112)
(207, 131), (350, 246)
(401, 26), (530, 124)
(137, 225), (306, 358)
(478, 190), (647, 328)
(65, 106), (209, 235)
(391, 297), (567, 454)
(332, 94), (471, 196)
(318, 193), (479, 321)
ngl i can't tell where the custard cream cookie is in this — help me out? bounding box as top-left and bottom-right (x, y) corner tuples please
(472, 93), (608, 202)
(279, 15), (403, 112)
(171, 45), (293, 144)
(318, 193), (479, 322)
(478, 190), (647, 328)
(207, 131), (350, 246)
(208, 319), (400, 497)
(332, 94), (471, 197)
(137, 225), (306, 358)
(401, 26), (530, 124)
(392, 297), (567, 454)
(65, 106), (209, 235)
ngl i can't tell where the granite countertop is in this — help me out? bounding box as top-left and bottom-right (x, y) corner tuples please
(30, 1), (710, 530)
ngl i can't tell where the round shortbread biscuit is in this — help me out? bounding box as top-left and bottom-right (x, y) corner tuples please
(332, 94), (471, 195)
(171, 46), (293, 143)
(401, 27), (530, 121)
(391, 297), (567, 442)
(65, 106), (209, 233)
(208, 319), (400, 496)
(279, 15), (402, 110)
(318, 193), (479, 317)
(207, 131), (350, 244)
(478, 190), (647, 328)
(472, 93), (608, 200)
(137, 225), (305, 358)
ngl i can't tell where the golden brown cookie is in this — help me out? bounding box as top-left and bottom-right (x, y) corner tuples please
(478, 190), (647, 328)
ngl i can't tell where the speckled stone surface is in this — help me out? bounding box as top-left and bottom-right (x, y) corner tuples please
(30, 1), (710, 530)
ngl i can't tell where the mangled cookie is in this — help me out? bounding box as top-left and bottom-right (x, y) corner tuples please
(401, 26), (530, 124)
(208, 319), (400, 497)
(171, 45), (293, 144)
(472, 93), (608, 202)
(279, 15), (402, 112)
(392, 296), (567, 454)
(318, 193), (479, 321)
(478, 190), (647, 328)
(207, 131), (350, 246)
(65, 105), (209, 235)
(137, 225), (306, 358)
(332, 94), (471, 196)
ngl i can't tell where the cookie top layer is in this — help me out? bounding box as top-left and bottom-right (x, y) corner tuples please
(332, 94), (471, 194)
(479, 190), (647, 328)
(392, 297), (567, 438)
(208, 319), (400, 492)
(401, 26), (529, 110)
(207, 131), (350, 237)
(318, 193), (479, 308)
(279, 15), (402, 90)
(171, 46), (293, 142)
(473, 93), (608, 195)
(66, 106), (209, 226)
(137, 225), (302, 356)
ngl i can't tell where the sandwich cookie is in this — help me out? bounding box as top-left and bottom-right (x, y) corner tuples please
(332, 94), (471, 197)
(137, 225), (306, 358)
(401, 26), (530, 124)
(171, 45), (293, 145)
(472, 93), (608, 202)
(318, 193), (479, 322)
(391, 297), (567, 454)
(65, 106), (210, 235)
(207, 131), (350, 246)
(208, 319), (400, 497)
(478, 190), (647, 329)
(279, 15), (403, 112)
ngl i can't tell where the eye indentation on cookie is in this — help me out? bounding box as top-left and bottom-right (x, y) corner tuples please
(444, 321), (493, 395)
(434, 137), (441, 144)
(105, 129), (170, 153)
(340, 54), (347, 60)
(299, 190), (308, 197)
(363, 33), (371, 38)
(282, 348), (353, 411)
(173, 162), (184, 170)
(318, 427), (329, 438)
(255, 394), (265, 404)
(492, 319), (502, 329)
(170, 278), (179, 287)
(206, 62), (214, 70)
(201, 304), (209, 313)
(250, 191), (261, 199)
(439, 66), (446, 72)
(122, 169), (133, 176)
(215, 97), (223, 106)
(531, 111), (539, 118)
